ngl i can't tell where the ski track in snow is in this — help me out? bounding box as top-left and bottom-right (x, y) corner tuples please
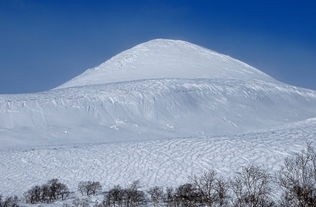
(1, 118), (315, 196)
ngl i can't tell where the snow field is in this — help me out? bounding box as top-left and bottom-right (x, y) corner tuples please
(1, 118), (315, 196)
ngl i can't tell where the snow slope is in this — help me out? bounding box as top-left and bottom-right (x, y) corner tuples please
(1, 39), (316, 150)
(1, 79), (316, 150)
(1, 117), (315, 196)
(57, 39), (276, 89)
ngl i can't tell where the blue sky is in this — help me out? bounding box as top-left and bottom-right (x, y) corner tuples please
(0, 0), (316, 93)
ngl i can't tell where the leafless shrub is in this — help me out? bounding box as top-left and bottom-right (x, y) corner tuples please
(24, 185), (41, 204)
(123, 181), (146, 207)
(0, 195), (19, 207)
(49, 179), (68, 201)
(78, 181), (102, 196)
(104, 185), (124, 207)
(103, 181), (146, 207)
(173, 183), (202, 207)
(147, 186), (164, 207)
(231, 165), (275, 207)
(278, 143), (316, 207)
(191, 170), (229, 206)
(24, 179), (69, 204)
(163, 187), (176, 207)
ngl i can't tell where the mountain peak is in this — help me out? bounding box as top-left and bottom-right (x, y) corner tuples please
(57, 39), (275, 89)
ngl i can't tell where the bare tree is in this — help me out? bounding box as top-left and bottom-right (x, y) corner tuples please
(191, 170), (229, 206)
(41, 184), (52, 203)
(174, 183), (202, 207)
(164, 187), (176, 207)
(48, 179), (70, 200)
(24, 185), (41, 204)
(216, 178), (229, 206)
(147, 186), (164, 207)
(88, 182), (102, 196)
(231, 165), (275, 207)
(24, 179), (69, 204)
(104, 185), (124, 207)
(103, 181), (146, 207)
(78, 181), (102, 196)
(278, 143), (316, 207)
(123, 181), (146, 207)
(0, 195), (19, 207)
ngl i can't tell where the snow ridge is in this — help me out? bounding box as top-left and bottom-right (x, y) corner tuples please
(1, 79), (316, 150)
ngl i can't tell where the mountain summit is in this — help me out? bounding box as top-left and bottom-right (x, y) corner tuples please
(57, 39), (275, 89)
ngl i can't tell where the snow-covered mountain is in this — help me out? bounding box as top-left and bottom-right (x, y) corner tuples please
(0, 39), (316, 150)
(57, 39), (276, 89)
(1, 38), (316, 198)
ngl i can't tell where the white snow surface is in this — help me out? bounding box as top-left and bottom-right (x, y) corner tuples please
(57, 39), (276, 89)
(1, 79), (316, 150)
(0, 39), (316, 196)
(1, 118), (316, 196)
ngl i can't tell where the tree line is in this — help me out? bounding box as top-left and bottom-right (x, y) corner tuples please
(1, 143), (315, 207)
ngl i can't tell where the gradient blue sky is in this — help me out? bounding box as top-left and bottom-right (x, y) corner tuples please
(0, 0), (315, 93)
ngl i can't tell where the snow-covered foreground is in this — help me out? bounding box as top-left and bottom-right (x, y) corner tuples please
(1, 118), (315, 196)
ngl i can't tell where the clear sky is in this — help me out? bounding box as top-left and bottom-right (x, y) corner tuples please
(0, 0), (315, 93)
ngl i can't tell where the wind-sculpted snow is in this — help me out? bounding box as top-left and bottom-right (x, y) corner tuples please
(57, 39), (276, 89)
(1, 118), (315, 196)
(1, 39), (315, 150)
(1, 79), (316, 150)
